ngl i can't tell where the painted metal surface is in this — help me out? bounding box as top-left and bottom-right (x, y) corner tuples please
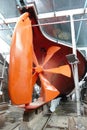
(8, 12), (71, 107)
(30, 6), (86, 96)
(8, 7), (87, 109)
(9, 13), (33, 105)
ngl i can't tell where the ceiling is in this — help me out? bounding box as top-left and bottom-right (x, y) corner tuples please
(0, 0), (87, 59)
(0, 0), (20, 45)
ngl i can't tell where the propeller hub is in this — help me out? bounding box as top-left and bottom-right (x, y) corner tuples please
(35, 66), (43, 73)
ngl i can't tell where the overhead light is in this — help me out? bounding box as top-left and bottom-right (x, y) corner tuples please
(26, 0), (34, 3)
(66, 54), (79, 64)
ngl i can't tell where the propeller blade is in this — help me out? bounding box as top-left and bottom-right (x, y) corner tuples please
(44, 65), (71, 77)
(33, 50), (39, 66)
(42, 46), (60, 66)
(39, 74), (60, 102)
(9, 13), (33, 105)
(32, 72), (38, 87)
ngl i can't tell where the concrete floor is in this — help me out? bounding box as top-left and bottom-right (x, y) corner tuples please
(0, 100), (87, 130)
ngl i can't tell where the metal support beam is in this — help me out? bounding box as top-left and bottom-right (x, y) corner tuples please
(70, 15), (81, 116)
(0, 7), (87, 26)
(0, 17), (18, 25)
(38, 8), (87, 19)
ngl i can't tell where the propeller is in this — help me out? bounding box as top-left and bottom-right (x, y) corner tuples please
(32, 46), (71, 103)
(9, 12), (71, 106)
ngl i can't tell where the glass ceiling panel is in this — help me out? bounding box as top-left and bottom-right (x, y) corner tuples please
(0, 24), (13, 45)
(35, 0), (86, 14)
(54, 0), (85, 11)
(74, 14), (87, 47)
(0, 0), (20, 18)
(35, 0), (53, 14)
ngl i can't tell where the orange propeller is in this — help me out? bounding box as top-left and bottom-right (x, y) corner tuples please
(9, 12), (33, 105)
(32, 46), (71, 103)
(9, 12), (71, 106)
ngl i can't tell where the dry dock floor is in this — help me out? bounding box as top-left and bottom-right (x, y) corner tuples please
(0, 100), (87, 130)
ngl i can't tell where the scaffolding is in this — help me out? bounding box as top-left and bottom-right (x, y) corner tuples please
(0, 53), (8, 102)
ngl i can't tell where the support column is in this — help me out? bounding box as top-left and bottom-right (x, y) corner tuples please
(70, 15), (81, 116)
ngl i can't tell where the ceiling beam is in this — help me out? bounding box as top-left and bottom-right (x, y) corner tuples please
(38, 8), (87, 19)
(0, 17), (19, 25)
(0, 8), (87, 25)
